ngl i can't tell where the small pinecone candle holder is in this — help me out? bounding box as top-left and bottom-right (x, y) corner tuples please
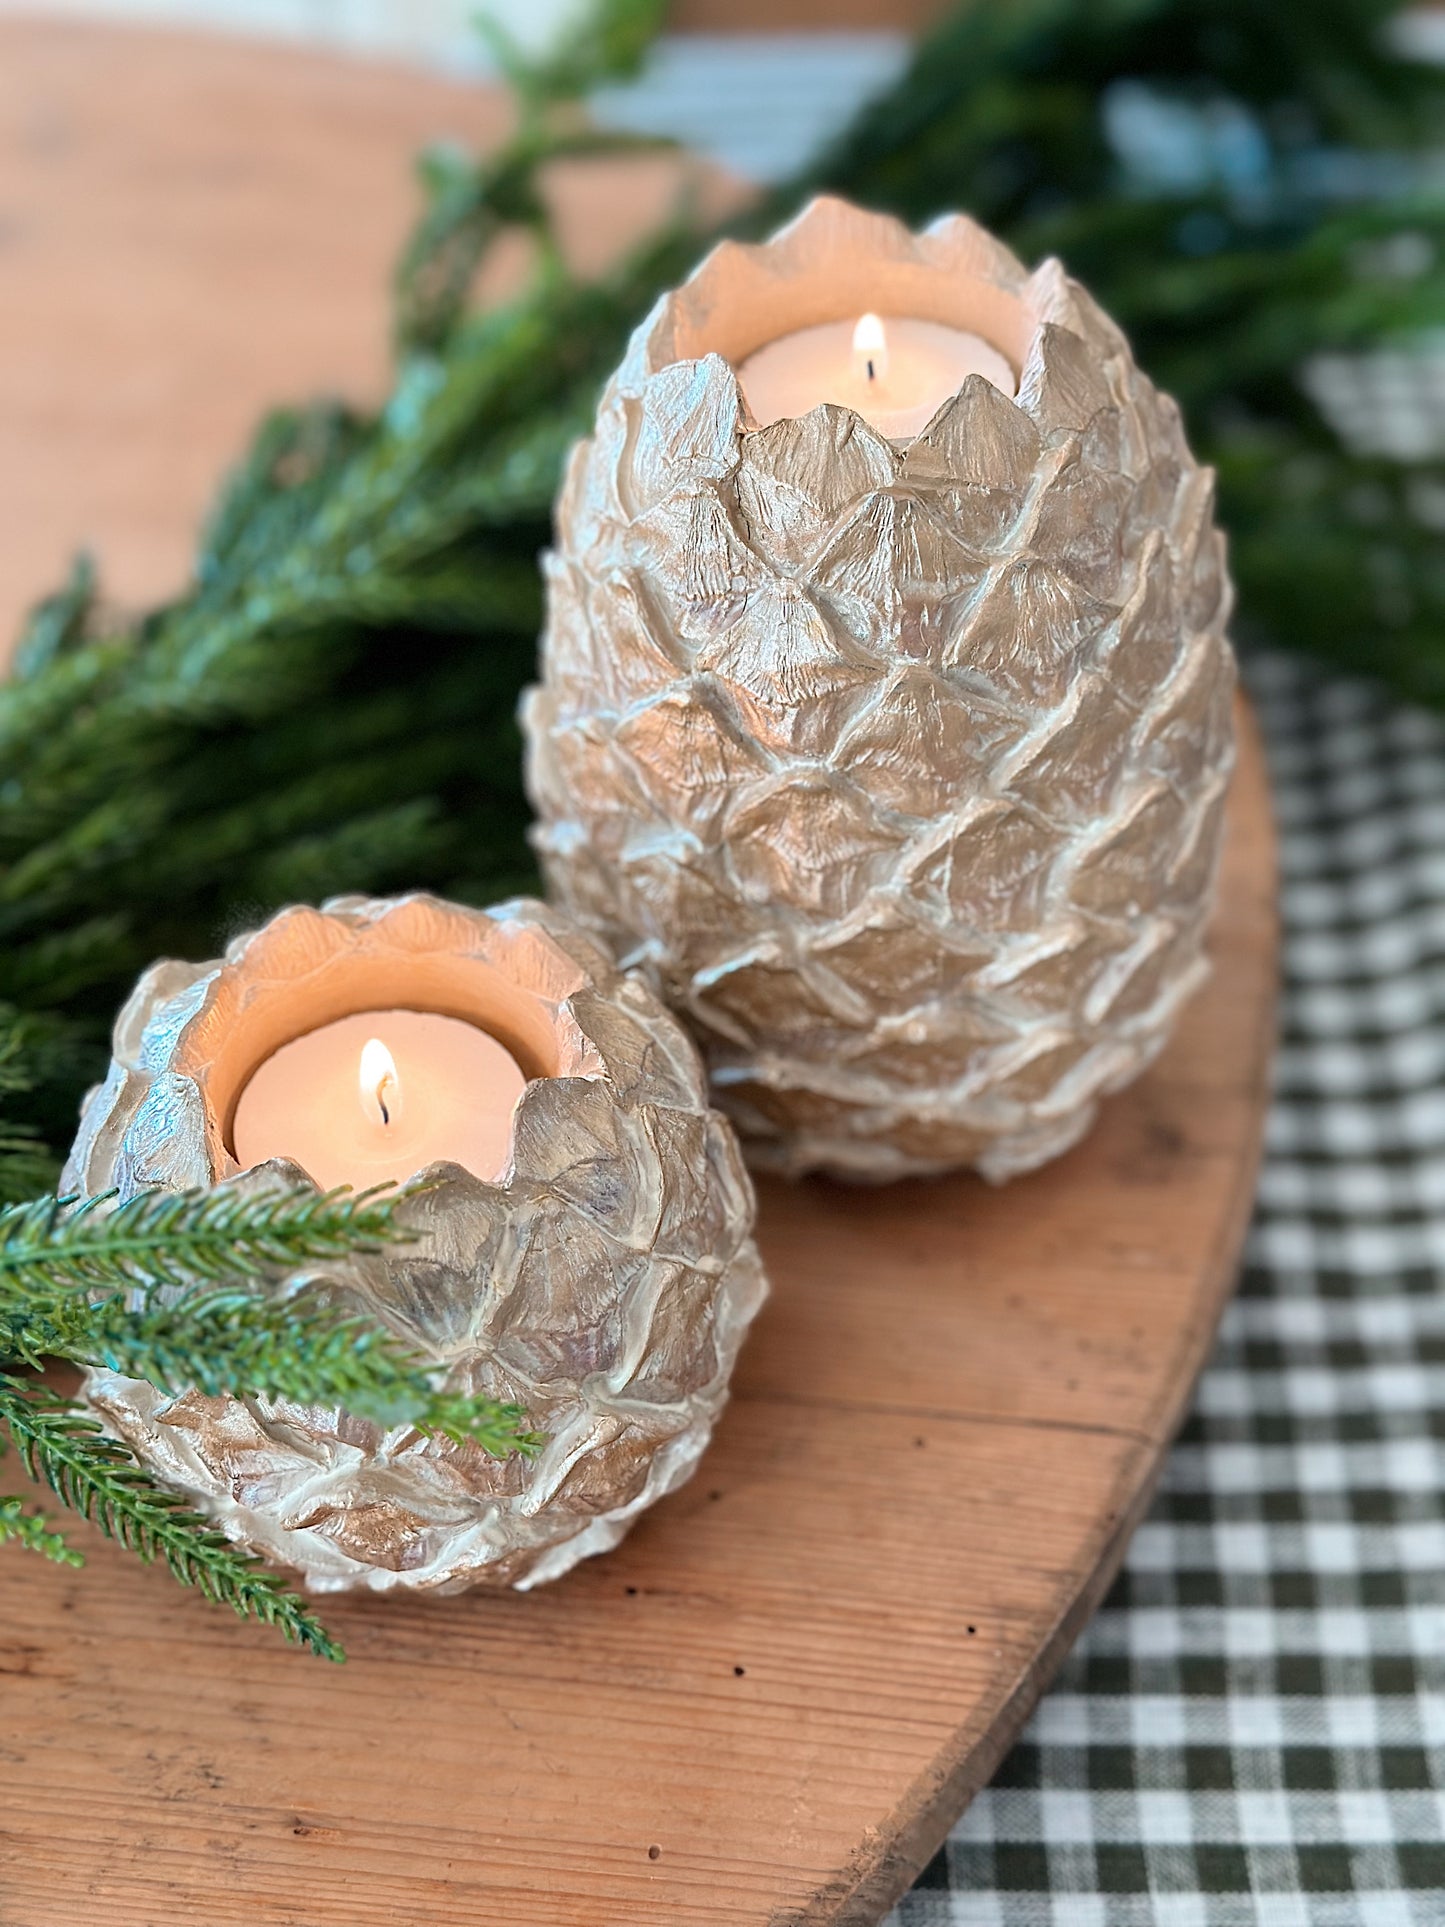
(524, 196), (1236, 1182)
(63, 894), (766, 1593)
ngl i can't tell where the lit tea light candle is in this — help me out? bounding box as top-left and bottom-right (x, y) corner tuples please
(232, 1009), (527, 1193)
(737, 310), (1017, 441)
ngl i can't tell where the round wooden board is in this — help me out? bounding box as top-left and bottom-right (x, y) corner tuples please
(0, 22), (1278, 1926)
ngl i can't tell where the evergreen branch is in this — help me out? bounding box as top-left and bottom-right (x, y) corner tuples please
(0, 1184), (547, 1460)
(0, 1378), (343, 1659)
(0, 1131), (59, 1210)
(0, 1185), (405, 1302)
(0, 1492), (84, 1566)
(473, 0), (668, 112)
(12, 554), (98, 684)
(419, 1390), (549, 1457)
(0, 1003), (69, 1203)
(25, 1285), (545, 1459)
(18, 1288), (410, 1408)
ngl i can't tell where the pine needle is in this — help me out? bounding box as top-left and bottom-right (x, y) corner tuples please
(0, 1491), (84, 1567)
(0, 1379), (344, 1659)
(0, 1184), (544, 1655)
(43, 1286), (545, 1455)
(419, 1390), (549, 1458)
(0, 1184), (405, 1300)
(0, 1184), (547, 1455)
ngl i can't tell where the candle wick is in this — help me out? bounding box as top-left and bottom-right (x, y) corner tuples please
(359, 1038), (400, 1131)
(851, 312), (889, 391)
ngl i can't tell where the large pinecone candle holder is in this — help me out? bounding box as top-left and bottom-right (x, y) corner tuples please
(524, 196), (1236, 1181)
(63, 894), (766, 1593)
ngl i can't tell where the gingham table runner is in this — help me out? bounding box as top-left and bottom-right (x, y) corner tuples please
(888, 650), (1445, 1926)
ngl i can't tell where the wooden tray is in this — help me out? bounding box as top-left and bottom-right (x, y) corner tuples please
(0, 24), (1277, 1925)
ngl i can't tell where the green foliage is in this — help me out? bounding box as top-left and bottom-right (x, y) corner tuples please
(12, 554), (98, 684)
(0, 1185), (543, 1652)
(801, 0), (1445, 698)
(0, 1013), (63, 1203)
(410, 0), (676, 355)
(0, 1183), (404, 1298)
(0, 1378), (344, 1658)
(421, 1389), (549, 1457)
(474, 0), (668, 113)
(0, 0), (1440, 1642)
(0, 1492), (83, 1566)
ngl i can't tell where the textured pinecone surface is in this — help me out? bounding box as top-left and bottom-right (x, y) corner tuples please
(65, 894), (767, 1593)
(525, 197), (1237, 1180)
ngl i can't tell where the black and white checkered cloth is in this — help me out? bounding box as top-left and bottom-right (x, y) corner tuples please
(889, 651), (1445, 1926)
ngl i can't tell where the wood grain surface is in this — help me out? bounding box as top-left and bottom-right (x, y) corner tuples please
(0, 17), (741, 658)
(0, 21), (1278, 1926)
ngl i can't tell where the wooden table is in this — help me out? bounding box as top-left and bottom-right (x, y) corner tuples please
(0, 22), (1278, 1925)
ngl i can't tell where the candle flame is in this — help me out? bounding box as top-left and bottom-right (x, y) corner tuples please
(359, 1037), (400, 1129)
(852, 312), (889, 386)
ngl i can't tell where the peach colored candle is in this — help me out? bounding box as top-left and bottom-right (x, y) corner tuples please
(737, 310), (1016, 441)
(232, 1009), (526, 1191)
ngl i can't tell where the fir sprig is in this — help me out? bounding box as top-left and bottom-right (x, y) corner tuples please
(0, 1492), (84, 1567)
(0, 1184), (396, 1295)
(421, 1390), (549, 1457)
(0, 1184), (545, 1449)
(19, 1276), (544, 1452)
(0, 1184), (544, 1652)
(0, 1006), (66, 1203)
(0, 1378), (343, 1659)
(0, 1183), (402, 1299)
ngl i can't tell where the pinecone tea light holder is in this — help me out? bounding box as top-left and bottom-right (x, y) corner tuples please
(64, 894), (767, 1593)
(524, 196), (1237, 1182)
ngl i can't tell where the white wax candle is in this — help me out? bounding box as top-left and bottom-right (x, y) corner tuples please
(232, 1009), (527, 1192)
(737, 311), (1016, 441)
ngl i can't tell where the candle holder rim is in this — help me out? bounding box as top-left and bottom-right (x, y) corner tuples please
(625, 324), (1099, 466)
(86, 895), (646, 1198)
(214, 1059), (612, 1194)
(730, 367), (1025, 448)
(631, 193), (1077, 390)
